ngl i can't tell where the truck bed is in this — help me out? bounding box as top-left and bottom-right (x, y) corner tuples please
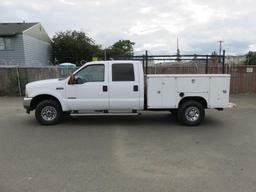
(146, 74), (230, 109)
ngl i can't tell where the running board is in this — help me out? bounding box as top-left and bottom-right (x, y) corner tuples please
(70, 112), (141, 116)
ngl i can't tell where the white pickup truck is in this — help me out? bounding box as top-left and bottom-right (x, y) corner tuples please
(23, 60), (231, 126)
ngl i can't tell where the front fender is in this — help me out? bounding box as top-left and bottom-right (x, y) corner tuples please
(30, 89), (69, 111)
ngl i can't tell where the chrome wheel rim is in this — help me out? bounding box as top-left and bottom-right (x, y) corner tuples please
(41, 106), (57, 121)
(185, 106), (200, 122)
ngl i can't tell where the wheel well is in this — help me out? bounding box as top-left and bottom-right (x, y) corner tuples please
(178, 97), (208, 108)
(30, 95), (62, 111)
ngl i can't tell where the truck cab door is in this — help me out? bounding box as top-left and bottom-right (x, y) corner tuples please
(66, 64), (109, 111)
(108, 62), (141, 111)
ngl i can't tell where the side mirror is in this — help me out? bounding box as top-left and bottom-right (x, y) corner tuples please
(68, 74), (76, 85)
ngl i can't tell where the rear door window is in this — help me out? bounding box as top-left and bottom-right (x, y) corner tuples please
(112, 64), (135, 81)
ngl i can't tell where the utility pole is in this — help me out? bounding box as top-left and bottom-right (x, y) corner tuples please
(177, 37), (180, 55)
(218, 41), (224, 56)
(104, 49), (107, 61)
(218, 40), (224, 62)
(176, 37), (181, 61)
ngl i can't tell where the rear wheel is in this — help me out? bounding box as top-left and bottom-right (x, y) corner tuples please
(35, 100), (63, 125)
(178, 101), (205, 126)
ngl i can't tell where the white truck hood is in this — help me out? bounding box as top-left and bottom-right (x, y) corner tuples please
(26, 79), (67, 92)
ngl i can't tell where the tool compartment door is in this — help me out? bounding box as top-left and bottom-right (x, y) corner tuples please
(147, 76), (176, 108)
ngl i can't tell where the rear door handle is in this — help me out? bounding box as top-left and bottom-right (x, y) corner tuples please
(103, 85), (108, 92)
(133, 85), (138, 92)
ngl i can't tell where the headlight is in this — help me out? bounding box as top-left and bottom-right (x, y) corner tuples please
(25, 88), (28, 97)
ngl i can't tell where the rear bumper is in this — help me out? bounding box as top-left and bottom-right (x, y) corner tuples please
(23, 97), (32, 114)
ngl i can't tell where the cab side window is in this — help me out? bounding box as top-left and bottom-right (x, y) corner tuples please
(112, 64), (134, 81)
(75, 64), (104, 84)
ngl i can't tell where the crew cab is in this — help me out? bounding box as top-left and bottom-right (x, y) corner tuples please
(23, 60), (231, 126)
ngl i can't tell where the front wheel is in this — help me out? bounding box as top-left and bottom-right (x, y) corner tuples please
(35, 100), (63, 125)
(178, 101), (205, 126)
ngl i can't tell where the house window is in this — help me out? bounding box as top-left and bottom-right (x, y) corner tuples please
(5, 38), (12, 49)
(0, 37), (14, 50)
(0, 38), (4, 50)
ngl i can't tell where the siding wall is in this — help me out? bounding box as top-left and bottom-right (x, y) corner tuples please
(23, 34), (51, 66)
(0, 34), (51, 66)
(0, 35), (25, 65)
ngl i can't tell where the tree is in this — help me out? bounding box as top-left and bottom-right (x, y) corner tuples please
(245, 51), (256, 65)
(107, 40), (135, 59)
(52, 30), (102, 65)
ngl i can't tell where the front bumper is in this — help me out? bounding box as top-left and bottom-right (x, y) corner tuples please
(23, 97), (32, 114)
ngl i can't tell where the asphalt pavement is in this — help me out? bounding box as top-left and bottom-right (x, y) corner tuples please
(0, 95), (256, 192)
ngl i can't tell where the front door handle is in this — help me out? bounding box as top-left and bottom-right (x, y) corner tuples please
(103, 85), (108, 92)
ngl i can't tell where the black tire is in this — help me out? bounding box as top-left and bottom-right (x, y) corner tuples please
(177, 101), (205, 126)
(35, 100), (63, 125)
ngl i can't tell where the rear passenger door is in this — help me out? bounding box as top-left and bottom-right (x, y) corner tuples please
(109, 62), (140, 111)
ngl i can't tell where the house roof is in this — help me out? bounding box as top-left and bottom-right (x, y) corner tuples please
(0, 22), (39, 36)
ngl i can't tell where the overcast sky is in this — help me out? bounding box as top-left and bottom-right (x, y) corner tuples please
(1, 0), (256, 55)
